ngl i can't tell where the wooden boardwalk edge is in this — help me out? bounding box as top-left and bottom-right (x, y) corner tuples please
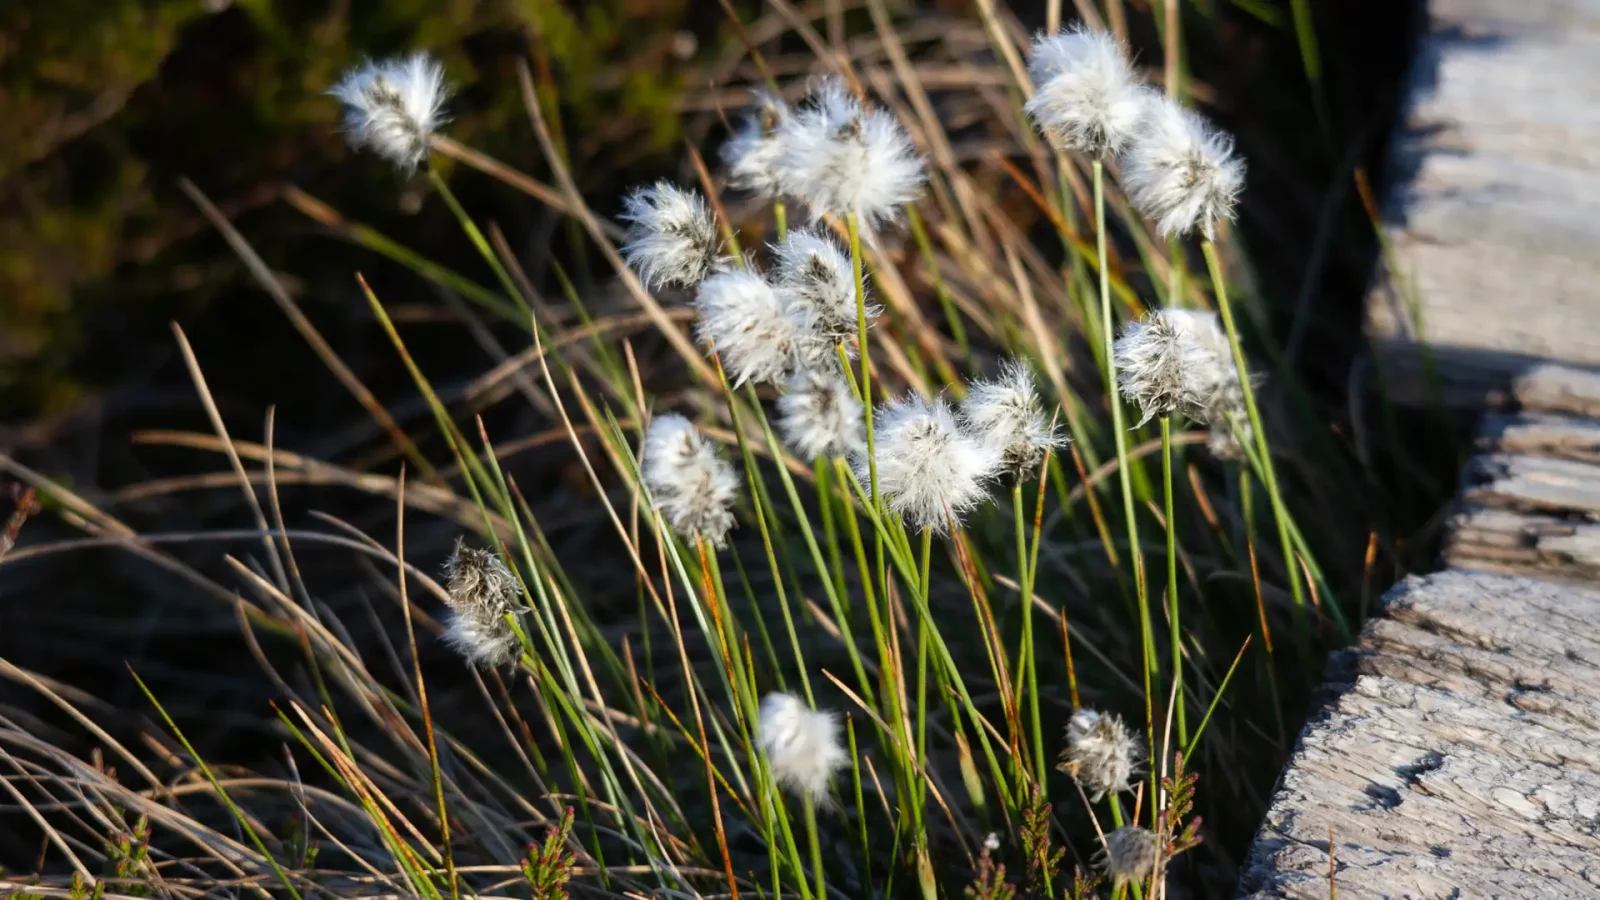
(1236, 571), (1600, 898)
(1238, 367), (1600, 898)
(1241, 0), (1600, 890)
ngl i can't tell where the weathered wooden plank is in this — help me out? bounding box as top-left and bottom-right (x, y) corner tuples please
(1248, 0), (1600, 892)
(1365, 0), (1600, 404)
(1514, 363), (1600, 418)
(1236, 571), (1600, 899)
(1446, 506), (1600, 582)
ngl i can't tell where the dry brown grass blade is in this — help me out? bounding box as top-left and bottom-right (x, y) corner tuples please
(127, 429), (512, 537)
(172, 324), (292, 600)
(394, 471), (459, 899)
(515, 59), (719, 389)
(0, 660), (162, 791)
(0, 743), (94, 884)
(428, 134), (625, 239)
(179, 179), (436, 482)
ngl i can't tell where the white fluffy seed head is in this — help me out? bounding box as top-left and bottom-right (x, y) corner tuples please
(772, 228), (872, 346)
(329, 54), (450, 172)
(756, 692), (848, 801)
(858, 394), (1000, 533)
(642, 414), (740, 547)
(961, 359), (1066, 481)
(778, 370), (865, 461)
(720, 89), (790, 198)
(620, 182), (725, 290)
(441, 539), (520, 667)
(1025, 27), (1149, 157)
(442, 613), (521, 668)
(775, 77), (926, 229)
(1123, 95), (1245, 240)
(1114, 308), (1230, 427)
(1098, 826), (1160, 885)
(1207, 406), (1252, 462)
(1059, 708), (1142, 801)
(694, 269), (829, 386)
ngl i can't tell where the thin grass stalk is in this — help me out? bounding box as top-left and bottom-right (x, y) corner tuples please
(1094, 159), (1157, 741)
(132, 673), (305, 900)
(1014, 482), (1045, 788)
(848, 715), (871, 888)
(776, 199), (789, 241)
(749, 405), (874, 705)
(1183, 636), (1251, 762)
(392, 475), (460, 900)
(914, 528), (933, 826)
(849, 212), (876, 508)
(803, 796), (826, 900)
(906, 204), (968, 354)
(712, 370), (813, 704)
(425, 167), (533, 322)
(1160, 417), (1186, 747)
(816, 459), (850, 611)
(1200, 241), (1309, 623)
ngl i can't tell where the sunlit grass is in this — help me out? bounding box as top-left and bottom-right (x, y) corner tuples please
(0, 4), (1427, 899)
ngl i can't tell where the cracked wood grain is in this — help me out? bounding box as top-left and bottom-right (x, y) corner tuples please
(1238, 572), (1600, 899)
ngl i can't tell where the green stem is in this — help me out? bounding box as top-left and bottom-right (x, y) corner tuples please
(915, 528), (933, 826)
(1161, 417), (1186, 749)
(1016, 482), (1045, 789)
(804, 795), (825, 900)
(776, 198), (789, 241)
(1201, 241), (1309, 624)
(1095, 160), (1156, 741)
(849, 212), (876, 509)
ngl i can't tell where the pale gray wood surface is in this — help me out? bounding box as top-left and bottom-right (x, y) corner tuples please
(1366, 0), (1600, 404)
(1236, 572), (1600, 899)
(1246, 1), (1600, 886)
(1242, 328), (1600, 896)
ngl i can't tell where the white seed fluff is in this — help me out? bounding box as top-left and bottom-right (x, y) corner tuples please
(858, 394), (1000, 533)
(1123, 95), (1246, 240)
(642, 414), (740, 547)
(1098, 826), (1160, 885)
(694, 269), (828, 386)
(1025, 27), (1148, 157)
(775, 77), (926, 229)
(720, 89), (790, 198)
(756, 692), (848, 801)
(1113, 308), (1225, 427)
(772, 228), (872, 346)
(778, 370), (864, 461)
(1059, 708), (1142, 801)
(329, 54), (450, 172)
(961, 359), (1066, 480)
(441, 540), (521, 668)
(620, 182), (724, 290)
(1207, 406), (1253, 462)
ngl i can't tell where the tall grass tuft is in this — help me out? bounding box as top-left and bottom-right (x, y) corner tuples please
(0, 5), (1416, 898)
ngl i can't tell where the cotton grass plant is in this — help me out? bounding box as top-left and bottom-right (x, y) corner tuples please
(0, 6), (1388, 900)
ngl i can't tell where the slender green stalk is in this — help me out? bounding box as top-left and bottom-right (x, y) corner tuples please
(1015, 482), (1045, 788)
(776, 198), (789, 241)
(1161, 417), (1186, 748)
(906, 204), (968, 354)
(1094, 160), (1157, 736)
(804, 795), (825, 900)
(1201, 240), (1308, 622)
(849, 212), (876, 508)
(135, 672), (305, 900)
(425, 167), (532, 321)
(915, 528), (933, 822)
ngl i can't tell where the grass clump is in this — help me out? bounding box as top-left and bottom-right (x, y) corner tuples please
(0, 3), (1434, 898)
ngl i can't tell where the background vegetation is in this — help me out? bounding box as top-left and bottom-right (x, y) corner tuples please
(0, 0), (1443, 896)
